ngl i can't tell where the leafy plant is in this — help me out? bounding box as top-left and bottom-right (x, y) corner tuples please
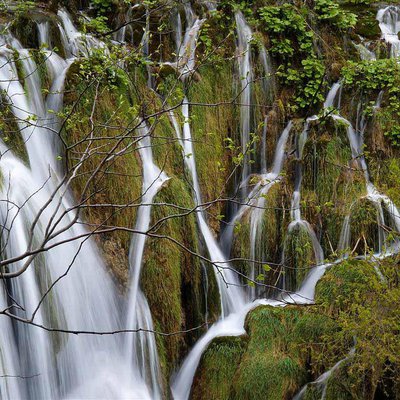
(314, 0), (357, 30)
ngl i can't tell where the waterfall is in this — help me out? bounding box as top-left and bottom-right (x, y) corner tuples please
(283, 119), (324, 290)
(353, 37), (376, 61)
(328, 81), (400, 255)
(247, 122), (292, 298)
(124, 10), (168, 397)
(168, 2), (245, 316)
(377, 6), (400, 58)
(0, 12), (155, 399)
(125, 123), (168, 399)
(293, 347), (355, 400)
(235, 11), (253, 184)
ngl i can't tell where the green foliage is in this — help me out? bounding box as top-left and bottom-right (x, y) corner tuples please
(279, 58), (326, 111)
(192, 337), (246, 400)
(315, 258), (400, 393)
(342, 59), (400, 146)
(314, 0), (357, 30)
(0, 1), (35, 14)
(258, 4), (313, 57)
(78, 47), (129, 89)
(258, 4), (326, 111)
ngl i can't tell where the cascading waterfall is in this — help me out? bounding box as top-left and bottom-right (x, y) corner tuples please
(353, 36), (376, 61)
(247, 122), (292, 298)
(1, 3), (400, 400)
(0, 10), (155, 399)
(235, 11), (253, 185)
(281, 118), (324, 291)
(331, 90), (400, 255)
(125, 123), (168, 400)
(220, 121), (292, 293)
(377, 6), (400, 58)
(168, 2), (245, 316)
(294, 347), (356, 400)
(173, 7), (400, 395)
(279, 82), (353, 290)
(124, 11), (168, 398)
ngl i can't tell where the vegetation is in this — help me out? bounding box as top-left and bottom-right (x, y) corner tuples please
(1, 0), (400, 398)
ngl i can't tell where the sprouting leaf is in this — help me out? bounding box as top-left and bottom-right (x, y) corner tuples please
(263, 264), (271, 272)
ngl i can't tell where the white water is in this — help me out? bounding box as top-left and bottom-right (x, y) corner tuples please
(235, 11), (253, 184)
(353, 36), (376, 61)
(125, 123), (169, 399)
(283, 120), (324, 288)
(294, 347), (355, 400)
(377, 6), (400, 58)
(165, 3), (205, 79)
(0, 12), (157, 399)
(325, 76), (400, 257)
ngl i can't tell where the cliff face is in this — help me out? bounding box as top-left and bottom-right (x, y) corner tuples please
(2, 0), (400, 398)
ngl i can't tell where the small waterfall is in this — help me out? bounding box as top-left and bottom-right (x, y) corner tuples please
(328, 82), (400, 255)
(180, 100), (245, 315)
(282, 119), (324, 291)
(377, 6), (400, 58)
(114, 5), (135, 43)
(170, 5), (246, 398)
(165, 2), (205, 79)
(235, 11), (253, 184)
(353, 37), (376, 61)
(324, 81), (342, 109)
(57, 9), (106, 59)
(294, 347), (355, 400)
(169, 2), (245, 317)
(125, 123), (168, 399)
(247, 122), (293, 298)
(124, 8), (169, 397)
(222, 122), (292, 252)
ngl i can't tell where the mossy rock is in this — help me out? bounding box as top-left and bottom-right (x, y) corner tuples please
(188, 63), (236, 234)
(348, 197), (381, 254)
(283, 223), (319, 292)
(302, 119), (366, 255)
(373, 158), (400, 210)
(315, 259), (381, 310)
(191, 336), (246, 400)
(231, 307), (311, 400)
(141, 177), (204, 379)
(63, 62), (143, 284)
(344, 3), (381, 40)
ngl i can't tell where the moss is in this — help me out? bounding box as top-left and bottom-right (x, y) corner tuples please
(141, 177), (205, 379)
(348, 197), (381, 254)
(283, 223), (318, 291)
(315, 259), (380, 310)
(231, 307), (308, 400)
(192, 336), (246, 400)
(188, 63), (236, 233)
(343, 3), (381, 40)
(63, 63), (143, 285)
(373, 158), (400, 208)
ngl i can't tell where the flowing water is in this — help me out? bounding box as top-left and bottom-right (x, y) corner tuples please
(125, 123), (168, 399)
(1, 3), (400, 400)
(0, 10), (156, 399)
(235, 11), (253, 185)
(377, 6), (400, 58)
